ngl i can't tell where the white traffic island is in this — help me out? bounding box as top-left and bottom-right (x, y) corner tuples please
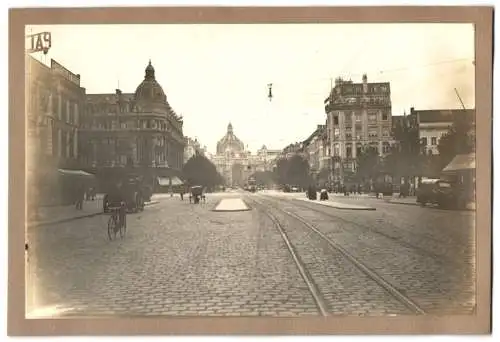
(213, 198), (251, 212)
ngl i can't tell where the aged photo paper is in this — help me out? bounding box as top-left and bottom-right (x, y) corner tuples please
(8, 6), (492, 336)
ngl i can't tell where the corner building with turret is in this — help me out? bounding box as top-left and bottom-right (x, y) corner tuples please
(79, 61), (185, 191)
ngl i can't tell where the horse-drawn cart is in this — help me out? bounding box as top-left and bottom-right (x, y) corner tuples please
(189, 185), (204, 204)
(103, 175), (146, 213)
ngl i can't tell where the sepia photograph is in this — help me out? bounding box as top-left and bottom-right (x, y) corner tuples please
(9, 6), (493, 336)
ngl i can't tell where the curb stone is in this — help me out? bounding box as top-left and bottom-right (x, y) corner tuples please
(27, 200), (160, 228)
(385, 199), (475, 211)
(295, 198), (376, 211)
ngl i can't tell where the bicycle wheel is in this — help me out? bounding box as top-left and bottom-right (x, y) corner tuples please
(107, 215), (117, 240)
(119, 215), (126, 239)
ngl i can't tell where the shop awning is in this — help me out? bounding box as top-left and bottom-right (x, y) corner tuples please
(442, 153), (476, 173)
(57, 169), (96, 179)
(158, 176), (184, 186)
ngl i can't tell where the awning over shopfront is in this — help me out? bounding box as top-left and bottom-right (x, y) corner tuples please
(157, 176), (184, 186)
(57, 169), (96, 179)
(442, 153), (476, 173)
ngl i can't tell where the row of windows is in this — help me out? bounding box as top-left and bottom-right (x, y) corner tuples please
(30, 88), (80, 125)
(332, 111), (389, 125)
(332, 142), (392, 158)
(83, 119), (170, 131)
(87, 102), (132, 114)
(333, 131), (391, 139)
(329, 95), (391, 107)
(338, 85), (389, 95)
(422, 137), (438, 146)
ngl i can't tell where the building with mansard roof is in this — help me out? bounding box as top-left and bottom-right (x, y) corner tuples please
(79, 61), (185, 191)
(324, 74), (393, 184)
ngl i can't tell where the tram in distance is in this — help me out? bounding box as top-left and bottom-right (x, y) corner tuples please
(247, 176), (257, 192)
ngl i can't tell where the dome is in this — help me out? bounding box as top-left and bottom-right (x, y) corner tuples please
(216, 122), (245, 155)
(134, 60), (167, 103)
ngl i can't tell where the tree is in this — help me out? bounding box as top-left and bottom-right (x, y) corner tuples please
(182, 155), (223, 188)
(274, 157), (290, 185)
(317, 167), (330, 185)
(273, 154), (311, 187)
(250, 171), (275, 187)
(286, 154), (311, 188)
(384, 114), (424, 182)
(437, 111), (475, 169)
(355, 146), (381, 182)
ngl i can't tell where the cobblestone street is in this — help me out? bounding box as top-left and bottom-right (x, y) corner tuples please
(26, 191), (476, 318)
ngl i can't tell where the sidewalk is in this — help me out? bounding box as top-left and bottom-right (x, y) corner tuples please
(28, 199), (104, 228)
(28, 197), (161, 228)
(385, 196), (476, 211)
(295, 197), (376, 211)
(385, 196), (419, 206)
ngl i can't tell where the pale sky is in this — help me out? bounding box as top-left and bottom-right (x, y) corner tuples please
(27, 24), (475, 154)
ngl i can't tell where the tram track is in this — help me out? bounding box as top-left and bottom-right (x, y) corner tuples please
(263, 195), (465, 268)
(250, 199), (329, 316)
(247, 196), (426, 316)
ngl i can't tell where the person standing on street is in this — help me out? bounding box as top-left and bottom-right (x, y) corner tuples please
(75, 183), (84, 210)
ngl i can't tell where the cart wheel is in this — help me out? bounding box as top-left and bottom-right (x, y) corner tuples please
(107, 215), (117, 241)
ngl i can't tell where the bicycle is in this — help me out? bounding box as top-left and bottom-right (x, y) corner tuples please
(107, 202), (127, 241)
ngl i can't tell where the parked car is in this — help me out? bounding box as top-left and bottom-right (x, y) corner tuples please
(416, 178), (441, 206)
(417, 178), (471, 209)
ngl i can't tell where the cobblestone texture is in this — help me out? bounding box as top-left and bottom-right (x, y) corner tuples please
(258, 193), (476, 315)
(26, 191), (476, 318)
(248, 197), (412, 316)
(26, 194), (317, 317)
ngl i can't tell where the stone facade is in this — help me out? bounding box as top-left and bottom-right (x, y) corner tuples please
(324, 74), (393, 182)
(210, 123), (280, 187)
(301, 125), (329, 178)
(184, 137), (206, 164)
(409, 107), (475, 155)
(79, 61), (185, 188)
(26, 54), (86, 205)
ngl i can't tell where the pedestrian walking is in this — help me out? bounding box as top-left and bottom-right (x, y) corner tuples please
(75, 183), (84, 210)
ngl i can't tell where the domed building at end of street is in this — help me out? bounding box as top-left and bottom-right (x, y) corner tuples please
(210, 122), (281, 187)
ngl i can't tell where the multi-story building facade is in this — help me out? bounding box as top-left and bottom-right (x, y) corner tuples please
(210, 123), (279, 186)
(301, 125), (328, 178)
(409, 107), (475, 155)
(254, 145), (281, 172)
(279, 142), (307, 159)
(183, 137), (206, 164)
(26, 54), (87, 205)
(324, 74), (393, 183)
(79, 61), (185, 190)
